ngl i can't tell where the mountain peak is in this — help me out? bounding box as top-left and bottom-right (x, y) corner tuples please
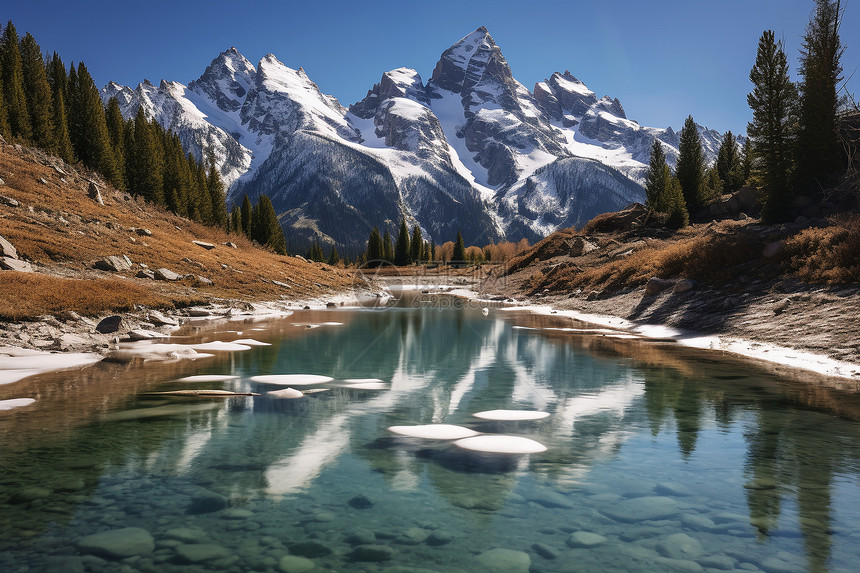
(188, 47), (255, 113)
(430, 26), (509, 95)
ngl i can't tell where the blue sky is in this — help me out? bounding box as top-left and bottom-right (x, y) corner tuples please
(6, 0), (858, 135)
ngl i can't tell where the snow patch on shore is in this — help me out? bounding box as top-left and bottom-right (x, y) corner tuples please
(0, 348), (102, 386)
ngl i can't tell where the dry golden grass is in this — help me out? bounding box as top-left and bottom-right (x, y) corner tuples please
(785, 213), (860, 283)
(0, 141), (352, 319)
(0, 272), (180, 320)
(518, 223), (766, 294)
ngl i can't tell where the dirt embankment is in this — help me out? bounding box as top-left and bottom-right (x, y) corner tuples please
(0, 139), (355, 353)
(483, 205), (860, 368)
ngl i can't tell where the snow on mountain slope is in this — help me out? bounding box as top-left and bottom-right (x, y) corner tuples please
(102, 27), (733, 250)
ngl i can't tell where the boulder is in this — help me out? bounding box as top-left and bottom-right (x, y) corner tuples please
(94, 256), (131, 272)
(127, 329), (167, 341)
(0, 194), (19, 207)
(194, 275), (214, 286)
(569, 236), (598, 257)
(350, 544), (393, 562)
(224, 242), (238, 249)
(78, 527), (154, 559)
(0, 235), (18, 259)
(475, 548), (530, 573)
(154, 268), (181, 281)
(192, 240), (216, 250)
(655, 533), (703, 560)
(673, 279), (697, 294)
(279, 555), (315, 573)
(174, 543), (231, 563)
(149, 310), (178, 326)
(136, 269), (156, 279)
(763, 240), (786, 259)
(87, 181), (104, 205)
(1, 256), (31, 272)
(95, 315), (122, 334)
(187, 489), (227, 514)
(645, 277), (675, 296)
(135, 228), (152, 236)
(566, 531), (607, 548)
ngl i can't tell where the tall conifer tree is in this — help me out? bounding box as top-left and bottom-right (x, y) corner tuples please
(240, 194), (252, 236)
(645, 140), (668, 211)
(1, 21), (32, 140)
(452, 230), (466, 262)
(676, 115), (707, 212)
(716, 131), (743, 194)
(105, 97), (126, 185)
(394, 218), (410, 266)
(410, 225), (422, 263)
(0, 52), (10, 138)
(19, 33), (54, 150)
(206, 155), (227, 228)
(796, 0), (845, 193)
(130, 107), (163, 202)
(366, 227), (382, 265)
(748, 30), (797, 222)
(74, 63), (121, 188)
(382, 229), (393, 263)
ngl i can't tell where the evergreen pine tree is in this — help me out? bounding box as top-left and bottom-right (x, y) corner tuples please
(0, 57), (9, 138)
(410, 225), (422, 263)
(430, 239), (436, 262)
(382, 229), (393, 263)
(664, 172), (690, 229)
(74, 63), (121, 188)
(645, 140), (668, 211)
(394, 218), (410, 266)
(130, 106), (163, 203)
(366, 227), (382, 265)
(192, 159), (211, 223)
(452, 230), (466, 263)
(327, 246), (340, 266)
(230, 206), (241, 234)
(716, 131), (743, 194)
(162, 133), (189, 216)
(676, 115), (707, 212)
(205, 153), (228, 228)
(240, 194), (252, 236)
(50, 82), (74, 163)
(1, 21), (32, 140)
(18, 32), (54, 150)
(105, 97), (126, 185)
(740, 137), (753, 184)
(250, 195), (285, 254)
(796, 0), (845, 193)
(748, 30), (797, 222)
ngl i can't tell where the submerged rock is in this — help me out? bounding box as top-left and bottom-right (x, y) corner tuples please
(351, 544), (394, 562)
(187, 489), (227, 514)
(174, 543), (230, 563)
(78, 527), (154, 559)
(279, 555), (315, 573)
(566, 531), (607, 548)
(475, 548), (530, 573)
(602, 496), (679, 523)
(348, 494), (374, 509)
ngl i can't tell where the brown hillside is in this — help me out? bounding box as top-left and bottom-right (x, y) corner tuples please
(0, 139), (351, 320)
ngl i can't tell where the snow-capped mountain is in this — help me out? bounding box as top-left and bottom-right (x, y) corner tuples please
(102, 28), (726, 250)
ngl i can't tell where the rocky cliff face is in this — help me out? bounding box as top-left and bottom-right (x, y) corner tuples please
(102, 27), (728, 251)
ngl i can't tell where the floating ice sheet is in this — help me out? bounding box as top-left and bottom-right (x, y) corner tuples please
(229, 338), (271, 346)
(388, 424), (480, 440)
(189, 341), (253, 352)
(249, 374), (334, 386)
(175, 375), (240, 383)
(473, 410), (550, 421)
(453, 435), (547, 454)
(267, 388), (304, 399)
(0, 398), (35, 411)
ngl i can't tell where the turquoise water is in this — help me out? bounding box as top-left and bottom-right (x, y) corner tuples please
(3, 294), (860, 572)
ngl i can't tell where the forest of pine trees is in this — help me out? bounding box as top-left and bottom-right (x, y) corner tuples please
(0, 21), (291, 255)
(644, 0), (851, 228)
